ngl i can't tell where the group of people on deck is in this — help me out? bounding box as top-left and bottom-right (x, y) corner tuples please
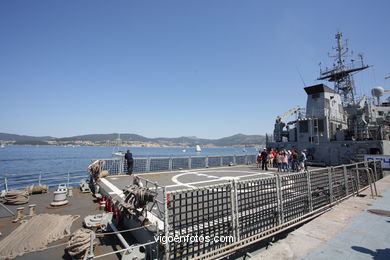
(257, 148), (307, 172)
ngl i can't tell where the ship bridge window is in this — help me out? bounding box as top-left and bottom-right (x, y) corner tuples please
(369, 148), (381, 154)
(299, 121), (308, 133)
(318, 119), (324, 132)
(325, 98), (330, 109)
(378, 111), (384, 116)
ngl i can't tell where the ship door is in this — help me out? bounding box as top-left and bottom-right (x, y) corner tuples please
(330, 147), (340, 165)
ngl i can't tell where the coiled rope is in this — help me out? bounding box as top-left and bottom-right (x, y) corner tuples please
(66, 228), (96, 259)
(4, 190), (29, 205)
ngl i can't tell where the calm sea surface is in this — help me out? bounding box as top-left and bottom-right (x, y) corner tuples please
(0, 145), (258, 176)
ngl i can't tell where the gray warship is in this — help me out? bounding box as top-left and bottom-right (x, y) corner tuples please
(268, 32), (390, 165)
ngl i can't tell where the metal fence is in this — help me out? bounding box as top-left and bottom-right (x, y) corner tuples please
(163, 160), (382, 259)
(2, 170), (88, 191)
(1, 154), (256, 192)
(99, 155), (257, 175)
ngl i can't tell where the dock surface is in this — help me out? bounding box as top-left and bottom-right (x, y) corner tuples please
(254, 174), (390, 260)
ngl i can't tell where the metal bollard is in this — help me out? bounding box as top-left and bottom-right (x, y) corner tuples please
(29, 204), (36, 217)
(13, 207), (25, 222)
(17, 207), (25, 219)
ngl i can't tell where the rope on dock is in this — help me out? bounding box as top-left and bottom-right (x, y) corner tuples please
(66, 228), (96, 259)
(3, 190), (29, 205)
(25, 184), (48, 195)
(0, 214), (79, 260)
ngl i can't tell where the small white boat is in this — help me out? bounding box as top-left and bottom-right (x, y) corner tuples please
(182, 149), (186, 153)
(195, 145), (201, 152)
(112, 151), (125, 157)
(0, 143), (5, 149)
(112, 133), (125, 157)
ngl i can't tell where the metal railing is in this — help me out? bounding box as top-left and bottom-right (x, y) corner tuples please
(162, 160), (382, 259)
(1, 170), (88, 191)
(98, 155), (257, 175)
(1, 154), (256, 192)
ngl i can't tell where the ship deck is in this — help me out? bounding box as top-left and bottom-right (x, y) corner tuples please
(0, 190), (123, 260)
(101, 165), (278, 192)
(0, 164), (320, 259)
(97, 164), (315, 231)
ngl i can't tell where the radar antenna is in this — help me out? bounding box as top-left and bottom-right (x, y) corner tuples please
(317, 32), (369, 105)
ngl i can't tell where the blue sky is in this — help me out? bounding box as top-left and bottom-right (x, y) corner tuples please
(1, 0), (389, 139)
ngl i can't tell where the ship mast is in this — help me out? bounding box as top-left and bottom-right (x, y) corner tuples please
(317, 32), (369, 105)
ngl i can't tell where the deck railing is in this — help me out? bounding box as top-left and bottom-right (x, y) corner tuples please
(0, 154), (257, 191)
(162, 160), (382, 259)
(1, 170), (88, 191)
(98, 154), (257, 175)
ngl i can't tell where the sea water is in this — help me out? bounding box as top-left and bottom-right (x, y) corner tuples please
(0, 145), (258, 175)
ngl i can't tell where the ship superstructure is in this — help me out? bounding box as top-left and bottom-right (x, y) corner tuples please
(269, 32), (390, 165)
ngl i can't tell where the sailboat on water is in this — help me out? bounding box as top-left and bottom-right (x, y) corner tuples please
(195, 145), (201, 152)
(112, 134), (125, 157)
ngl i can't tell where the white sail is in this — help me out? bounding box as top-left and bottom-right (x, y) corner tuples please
(195, 145), (201, 152)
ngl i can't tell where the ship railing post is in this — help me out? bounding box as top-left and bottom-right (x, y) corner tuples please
(306, 171), (313, 212)
(275, 173), (284, 224)
(233, 155), (236, 165)
(373, 160), (378, 181)
(163, 187), (170, 260)
(205, 156), (209, 168)
(146, 157), (151, 172)
(230, 180), (240, 242)
(38, 172), (42, 185)
(354, 167), (360, 196)
(367, 167), (378, 197)
(328, 167), (333, 203)
(220, 156), (223, 167)
(188, 156), (191, 170)
(4, 176), (8, 192)
(364, 168), (375, 199)
(343, 165), (349, 196)
(234, 181), (240, 241)
(120, 158), (124, 175)
(355, 164), (361, 191)
(245, 154), (248, 165)
(168, 157), (172, 171)
(67, 171), (70, 187)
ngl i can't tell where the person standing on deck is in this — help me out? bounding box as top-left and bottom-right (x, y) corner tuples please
(261, 148), (268, 171)
(291, 150), (299, 172)
(282, 150), (289, 172)
(125, 150), (134, 175)
(276, 151), (282, 172)
(271, 149), (277, 168)
(300, 149), (308, 172)
(268, 151), (274, 169)
(257, 151), (262, 168)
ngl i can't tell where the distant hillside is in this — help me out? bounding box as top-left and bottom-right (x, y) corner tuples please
(13, 140), (49, 145)
(0, 133), (54, 141)
(56, 133), (265, 146)
(0, 132), (266, 146)
(56, 133), (149, 142)
(211, 134), (266, 146)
